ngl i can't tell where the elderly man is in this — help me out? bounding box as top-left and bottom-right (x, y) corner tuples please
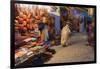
(61, 21), (71, 47)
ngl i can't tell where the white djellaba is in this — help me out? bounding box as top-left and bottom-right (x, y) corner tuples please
(61, 22), (71, 47)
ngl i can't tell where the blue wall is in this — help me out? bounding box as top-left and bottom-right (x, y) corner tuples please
(50, 13), (60, 35)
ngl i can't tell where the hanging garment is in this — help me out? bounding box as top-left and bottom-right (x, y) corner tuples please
(80, 15), (85, 32)
(55, 15), (60, 35)
(61, 24), (71, 46)
(43, 25), (49, 42)
(87, 15), (94, 46)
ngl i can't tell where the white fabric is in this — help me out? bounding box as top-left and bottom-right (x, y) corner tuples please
(61, 24), (71, 45)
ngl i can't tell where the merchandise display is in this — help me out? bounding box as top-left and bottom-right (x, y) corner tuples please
(11, 1), (96, 68)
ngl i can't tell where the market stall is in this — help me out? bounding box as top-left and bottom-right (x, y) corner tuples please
(14, 4), (58, 67)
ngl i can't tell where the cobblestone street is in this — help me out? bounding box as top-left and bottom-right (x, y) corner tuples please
(45, 33), (94, 64)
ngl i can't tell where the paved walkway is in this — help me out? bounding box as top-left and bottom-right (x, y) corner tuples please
(45, 33), (94, 64)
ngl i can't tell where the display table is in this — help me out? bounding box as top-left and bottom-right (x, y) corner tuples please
(15, 35), (46, 66)
(15, 45), (46, 66)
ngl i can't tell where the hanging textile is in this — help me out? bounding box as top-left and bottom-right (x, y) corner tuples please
(43, 25), (49, 42)
(55, 15), (60, 35)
